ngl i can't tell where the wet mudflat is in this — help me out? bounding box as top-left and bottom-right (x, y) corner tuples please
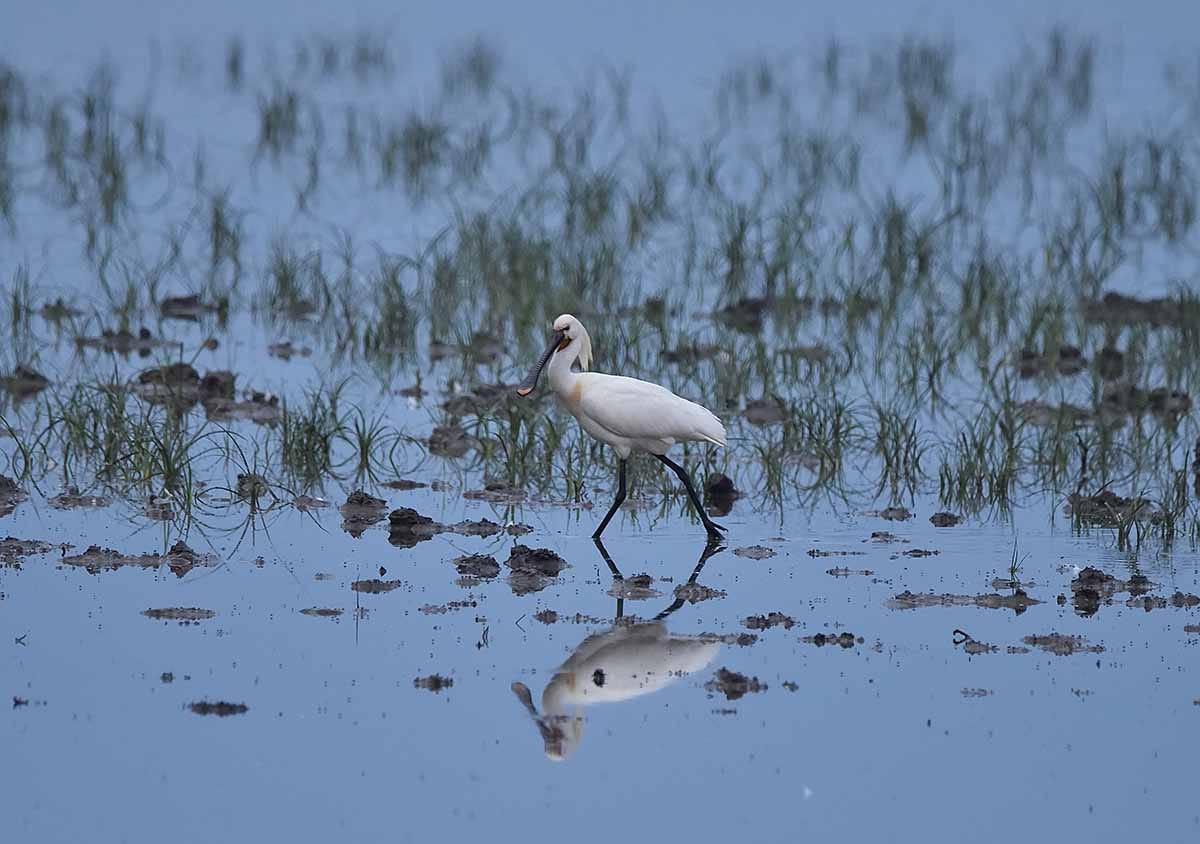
(3, 5), (1200, 844)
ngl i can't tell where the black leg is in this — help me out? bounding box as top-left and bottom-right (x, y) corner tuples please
(655, 453), (727, 539)
(592, 459), (627, 539)
(592, 537), (623, 579)
(654, 536), (726, 621)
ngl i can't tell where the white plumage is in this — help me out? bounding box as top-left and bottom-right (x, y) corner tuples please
(517, 313), (729, 539)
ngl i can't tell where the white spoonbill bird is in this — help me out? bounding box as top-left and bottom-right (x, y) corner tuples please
(515, 313), (728, 539)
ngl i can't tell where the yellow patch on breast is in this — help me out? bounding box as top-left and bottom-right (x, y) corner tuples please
(569, 381), (583, 403)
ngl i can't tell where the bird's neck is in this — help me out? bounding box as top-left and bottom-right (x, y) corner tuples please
(547, 349), (579, 395)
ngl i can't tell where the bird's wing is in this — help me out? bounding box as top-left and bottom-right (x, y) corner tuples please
(576, 374), (726, 446)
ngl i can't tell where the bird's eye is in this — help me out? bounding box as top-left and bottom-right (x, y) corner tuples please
(592, 669), (605, 687)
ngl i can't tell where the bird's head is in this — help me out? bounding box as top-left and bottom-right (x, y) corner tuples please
(516, 314), (592, 397)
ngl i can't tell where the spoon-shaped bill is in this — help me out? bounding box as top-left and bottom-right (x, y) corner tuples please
(516, 330), (565, 396)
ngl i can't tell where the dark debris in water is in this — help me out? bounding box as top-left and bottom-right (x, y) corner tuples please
(462, 482), (525, 503)
(1067, 490), (1160, 527)
(77, 326), (177, 355)
(427, 424), (474, 458)
(894, 548), (940, 558)
(807, 548), (865, 558)
(414, 674), (453, 692)
(160, 294), (225, 321)
(743, 396), (787, 426)
(705, 667), (767, 700)
(827, 567), (875, 577)
(189, 701), (248, 717)
(204, 390), (281, 424)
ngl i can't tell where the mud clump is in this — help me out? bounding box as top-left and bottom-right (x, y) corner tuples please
(204, 390), (281, 424)
(608, 574), (661, 600)
(351, 579), (404, 595)
(827, 567), (874, 577)
(673, 582), (726, 604)
(870, 506), (913, 521)
(300, 607), (343, 618)
(1023, 633), (1104, 656)
(1101, 384), (1192, 419)
(896, 548), (939, 558)
(340, 491), (388, 537)
(803, 632), (861, 648)
(427, 424), (473, 458)
(743, 396), (787, 426)
(462, 482), (525, 503)
(505, 545), (568, 595)
(929, 512), (962, 527)
(705, 667), (767, 700)
(1069, 566), (1153, 617)
(0, 536), (54, 564)
(384, 478), (429, 491)
(48, 487), (112, 509)
(189, 701), (248, 717)
(961, 688), (993, 698)
(77, 326), (176, 355)
(1017, 345), (1087, 378)
(0, 475), (29, 517)
(268, 341), (312, 360)
(807, 548), (866, 558)
(705, 474), (740, 516)
(453, 553), (500, 579)
(743, 612), (795, 631)
(1067, 490), (1159, 527)
(1082, 291), (1182, 328)
(734, 545), (777, 560)
(0, 366), (50, 399)
(62, 541), (213, 577)
(414, 674), (453, 693)
(142, 607), (216, 623)
(534, 609), (559, 624)
(161, 294), (225, 321)
(386, 506), (439, 547)
(887, 589), (1041, 614)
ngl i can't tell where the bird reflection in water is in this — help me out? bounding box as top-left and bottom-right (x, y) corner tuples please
(511, 538), (725, 760)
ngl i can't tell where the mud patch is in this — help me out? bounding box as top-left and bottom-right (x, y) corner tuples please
(0, 476), (29, 517)
(77, 327), (177, 355)
(802, 632), (861, 648)
(338, 490), (388, 537)
(505, 545), (569, 595)
(887, 589), (1041, 613)
(929, 512), (962, 527)
(734, 545), (777, 560)
(1082, 291), (1182, 328)
(414, 674), (454, 692)
(807, 547), (866, 558)
(48, 488), (112, 509)
(705, 667), (767, 700)
(453, 553), (500, 579)
(463, 482), (525, 504)
(827, 567), (874, 577)
(61, 541), (214, 576)
(1067, 490), (1159, 527)
(189, 701), (248, 717)
(427, 424), (474, 458)
(743, 397), (787, 426)
(420, 600), (479, 615)
(300, 607), (343, 618)
(608, 575), (661, 600)
(268, 341), (312, 360)
(142, 607), (216, 623)
(961, 688), (993, 698)
(744, 612), (795, 631)
(204, 390), (281, 424)
(1070, 566), (1152, 616)
(351, 579), (404, 594)
(0, 536), (55, 563)
(673, 582), (726, 604)
(868, 506), (913, 521)
(1023, 633), (1104, 655)
(0, 366), (50, 399)
(705, 474), (741, 516)
(894, 548), (940, 558)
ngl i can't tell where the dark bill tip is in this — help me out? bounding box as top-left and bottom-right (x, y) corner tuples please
(515, 330), (565, 397)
